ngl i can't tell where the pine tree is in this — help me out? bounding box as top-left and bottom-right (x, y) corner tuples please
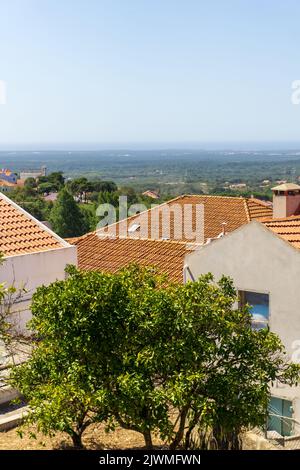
(50, 188), (88, 238)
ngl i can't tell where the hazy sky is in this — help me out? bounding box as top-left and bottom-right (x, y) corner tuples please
(1, 0), (300, 148)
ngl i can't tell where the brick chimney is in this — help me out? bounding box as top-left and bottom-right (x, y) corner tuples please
(272, 183), (300, 218)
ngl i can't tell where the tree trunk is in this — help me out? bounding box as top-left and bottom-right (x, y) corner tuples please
(170, 407), (189, 450)
(143, 430), (153, 449)
(71, 432), (84, 449)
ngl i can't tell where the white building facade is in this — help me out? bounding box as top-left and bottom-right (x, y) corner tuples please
(0, 192), (77, 404)
(183, 183), (300, 437)
(0, 192), (77, 333)
(184, 219), (300, 437)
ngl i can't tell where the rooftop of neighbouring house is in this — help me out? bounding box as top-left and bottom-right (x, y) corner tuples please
(0, 192), (67, 257)
(68, 194), (272, 282)
(70, 235), (189, 283)
(262, 215), (300, 250)
(98, 194), (273, 242)
(0, 180), (17, 187)
(0, 169), (15, 176)
(142, 190), (160, 199)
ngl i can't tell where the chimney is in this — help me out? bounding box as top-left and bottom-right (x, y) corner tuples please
(221, 222), (227, 235)
(272, 183), (300, 218)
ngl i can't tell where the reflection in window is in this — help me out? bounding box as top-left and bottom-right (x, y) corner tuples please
(268, 397), (293, 436)
(239, 291), (269, 330)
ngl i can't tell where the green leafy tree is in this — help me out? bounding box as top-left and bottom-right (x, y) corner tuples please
(50, 188), (88, 237)
(19, 201), (46, 221)
(98, 190), (119, 207)
(37, 182), (58, 195)
(9, 188), (51, 221)
(47, 172), (65, 188)
(13, 352), (99, 448)
(91, 180), (117, 193)
(37, 175), (48, 184)
(118, 186), (138, 205)
(24, 177), (37, 190)
(80, 204), (97, 231)
(11, 266), (300, 449)
(37, 172), (65, 189)
(66, 177), (93, 203)
(10, 266), (132, 448)
(0, 256), (27, 371)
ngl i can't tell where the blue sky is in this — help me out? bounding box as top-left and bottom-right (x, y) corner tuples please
(1, 0), (300, 148)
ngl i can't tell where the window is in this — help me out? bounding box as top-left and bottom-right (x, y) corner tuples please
(239, 291), (269, 330)
(268, 397), (293, 436)
(128, 223), (140, 234)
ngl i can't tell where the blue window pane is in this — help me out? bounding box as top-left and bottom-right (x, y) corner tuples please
(240, 291), (269, 330)
(268, 397), (293, 436)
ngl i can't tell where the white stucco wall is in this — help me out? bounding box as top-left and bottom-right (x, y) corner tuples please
(184, 221), (300, 431)
(0, 246), (77, 332)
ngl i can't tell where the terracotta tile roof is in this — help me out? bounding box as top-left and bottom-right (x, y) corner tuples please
(69, 195), (272, 281)
(0, 192), (66, 257)
(246, 198), (273, 219)
(72, 234), (188, 283)
(0, 180), (17, 187)
(262, 215), (300, 249)
(99, 195), (272, 242)
(142, 190), (160, 199)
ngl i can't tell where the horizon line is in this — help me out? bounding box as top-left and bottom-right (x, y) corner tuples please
(2, 140), (300, 152)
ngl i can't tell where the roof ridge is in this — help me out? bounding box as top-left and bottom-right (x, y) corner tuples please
(78, 194), (189, 240)
(243, 199), (251, 222)
(0, 192), (69, 247)
(0, 192), (70, 256)
(186, 194), (246, 200)
(246, 197), (272, 207)
(263, 215), (300, 223)
(71, 193), (271, 243)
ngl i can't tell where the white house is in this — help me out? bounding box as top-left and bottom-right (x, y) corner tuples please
(0, 192), (77, 333)
(0, 192), (77, 404)
(184, 183), (300, 438)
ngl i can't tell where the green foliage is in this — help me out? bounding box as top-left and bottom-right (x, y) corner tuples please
(35, 172), (65, 194)
(66, 177), (118, 204)
(79, 204), (98, 231)
(11, 266), (300, 449)
(91, 180), (117, 193)
(9, 188), (51, 221)
(66, 177), (91, 203)
(23, 201), (52, 221)
(0, 264), (14, 345)
(0, 257), (27, 363)
(38, 172), (65, 189)
(37, 182), (57, 195)
(24, 177), (37, 190)
(97, 187), (153, 223)
(98, 190), (119, 207)
(49, 188), (89, 238)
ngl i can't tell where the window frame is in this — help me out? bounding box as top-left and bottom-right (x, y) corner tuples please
(238, 288), (270, 330)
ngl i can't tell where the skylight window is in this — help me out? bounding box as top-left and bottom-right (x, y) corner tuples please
(128, 223), (140, 233)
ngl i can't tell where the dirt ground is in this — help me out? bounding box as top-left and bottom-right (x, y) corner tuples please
(0, 423), (164, 450)
(0, 424), (278, 451)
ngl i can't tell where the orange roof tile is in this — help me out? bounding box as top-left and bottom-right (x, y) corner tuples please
(0, 192), (66, 257)
(72, 234), (188, 283)
(98, 195), (272, 241)
(262, 215), (300, 250)
(0, 179), (17, 187)
(69, 194), (272, 281)
(246, 198), (273, 219)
